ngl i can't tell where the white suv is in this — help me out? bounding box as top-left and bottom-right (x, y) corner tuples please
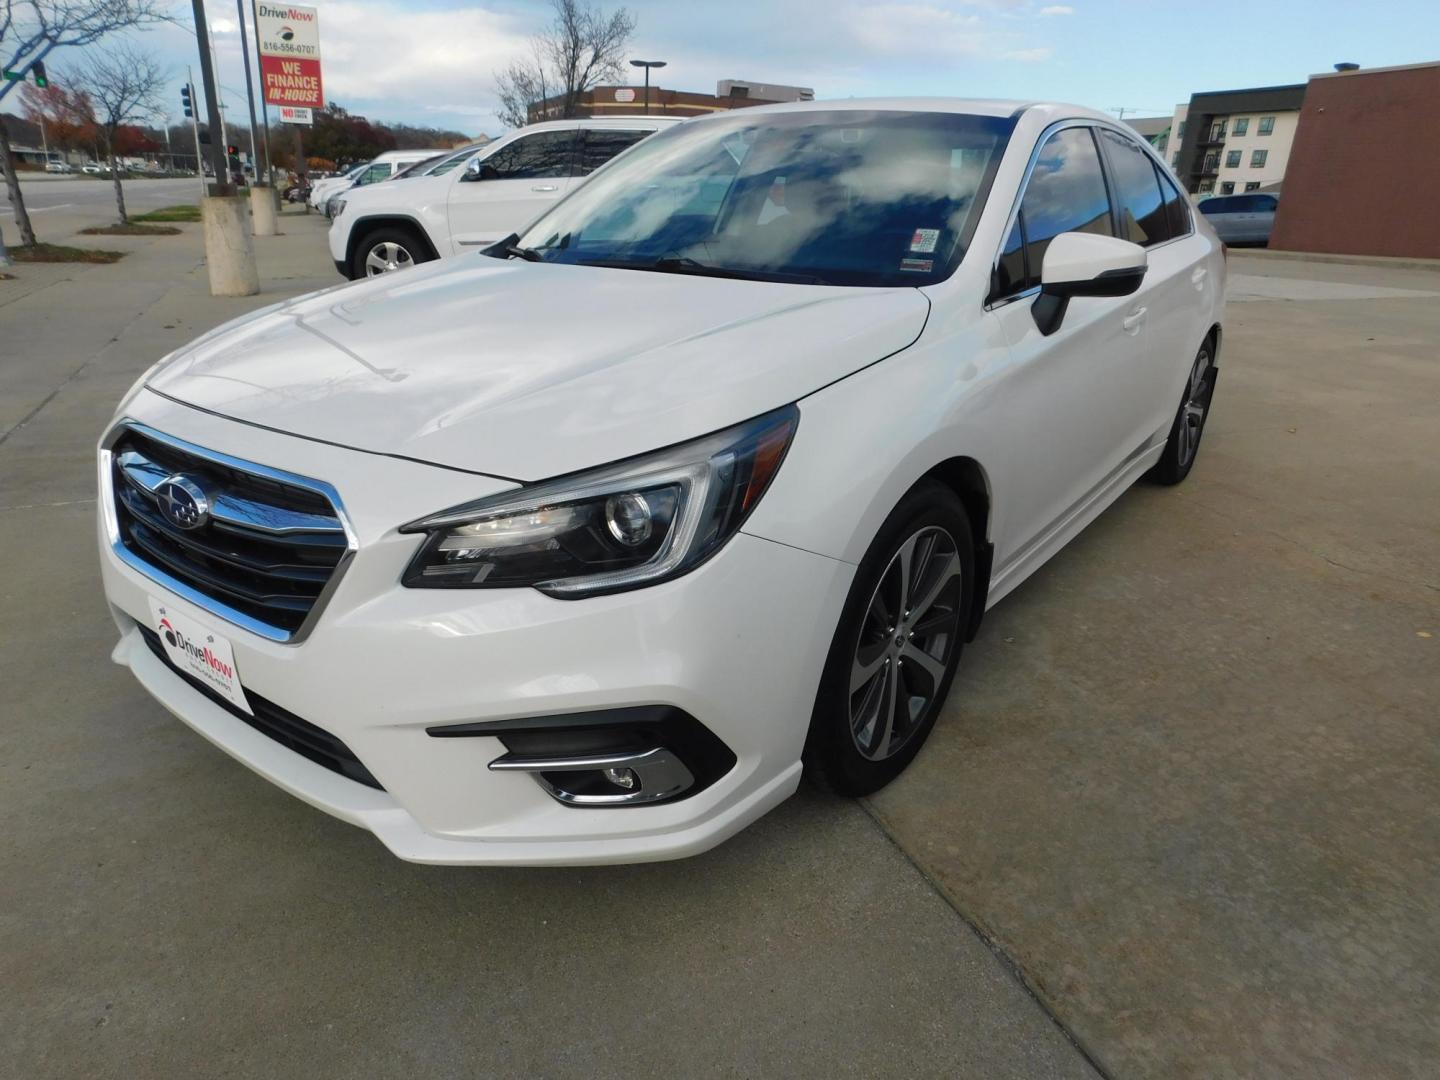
(328, 117), (680, 278)
(307, 150), (441, 213)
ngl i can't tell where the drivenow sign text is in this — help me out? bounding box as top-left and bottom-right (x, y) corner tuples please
(257, 3), (324, 111)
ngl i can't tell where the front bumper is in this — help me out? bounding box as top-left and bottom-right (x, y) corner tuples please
(98, 394), (852, 865)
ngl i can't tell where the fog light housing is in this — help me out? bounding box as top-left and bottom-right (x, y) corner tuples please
(603, 766), (638, 790)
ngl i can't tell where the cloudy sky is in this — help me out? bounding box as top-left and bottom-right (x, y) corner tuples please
(16, 0), (1440, 136)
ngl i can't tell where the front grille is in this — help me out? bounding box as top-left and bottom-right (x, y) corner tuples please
(139, 626), (383, 790)
(108, 426), (351, 640)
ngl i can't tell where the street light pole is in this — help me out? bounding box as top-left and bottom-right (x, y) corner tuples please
(629, 59), (667, 115)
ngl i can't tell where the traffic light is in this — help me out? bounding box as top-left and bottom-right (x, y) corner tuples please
(226, 144), (239, 155)
(181, 84), (193, 119)
(31, 60), (47, 88)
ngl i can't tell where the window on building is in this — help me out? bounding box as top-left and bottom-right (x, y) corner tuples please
(1098, 128), (1170, 247)
(1172, 152), (1180, 167)
(1177, 121), (1186, 138)
(1250, 149), (1268, 168)
(1232, 117), (1249, 136)
(1225, 150), (1242, 169)
(991, 126), (1113, 296)
(1203, 152), (1219, 172)
(1199, 178), (1215, 194)
(1245, 181), (1261, 192)
(1209, 120), (1226, 142)
(1258, 116), (1276, 135)
(1220, 181), (1235, 195)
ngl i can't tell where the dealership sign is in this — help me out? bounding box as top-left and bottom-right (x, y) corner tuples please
(257, 3), (324, 110)
(278, 105), (313, 124)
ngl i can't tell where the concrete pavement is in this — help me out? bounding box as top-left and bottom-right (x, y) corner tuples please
(0, 217), (1098, 1078)
(869, 253), (1440, 1076)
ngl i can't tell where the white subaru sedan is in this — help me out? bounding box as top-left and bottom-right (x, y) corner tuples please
(98, 100), (1224, 865)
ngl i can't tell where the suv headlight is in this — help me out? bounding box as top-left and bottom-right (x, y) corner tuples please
(331, 198), (346, 217)
(400, 405), (799, 597)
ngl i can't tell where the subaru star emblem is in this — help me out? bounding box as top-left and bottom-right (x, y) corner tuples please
(155, 475), (211, 531)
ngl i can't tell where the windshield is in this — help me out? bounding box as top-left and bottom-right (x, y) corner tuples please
(513, 109), (1015, 287)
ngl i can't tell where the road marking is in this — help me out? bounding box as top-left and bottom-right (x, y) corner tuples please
(1, 203), (76, 215)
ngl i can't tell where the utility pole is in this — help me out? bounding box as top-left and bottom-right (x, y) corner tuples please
(191, 0), (232, 191)
(40, 116), (48, 163)
(187, 66), (205, 196)
(249, 0), (275, 188)
(235, 0), (260, 182)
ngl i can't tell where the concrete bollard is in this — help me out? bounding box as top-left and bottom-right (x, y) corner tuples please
(201, 195), (260, 297)
(249, 184), (280, 237)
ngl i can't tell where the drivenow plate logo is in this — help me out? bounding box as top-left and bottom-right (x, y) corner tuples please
(148, 598), (252, 715)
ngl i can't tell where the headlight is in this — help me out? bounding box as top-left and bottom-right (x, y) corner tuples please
(400, 405), (799, 597)
(331, 198), (346, 217)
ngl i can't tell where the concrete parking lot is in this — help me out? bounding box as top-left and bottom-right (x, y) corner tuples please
(2, 192), (1436, 1077)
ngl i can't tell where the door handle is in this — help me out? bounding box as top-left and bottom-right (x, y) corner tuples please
(531, 184), (559, 192)
(1122, 307), (1147, 334)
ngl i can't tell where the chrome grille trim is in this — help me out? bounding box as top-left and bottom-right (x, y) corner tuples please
(100, 420), (359, 644)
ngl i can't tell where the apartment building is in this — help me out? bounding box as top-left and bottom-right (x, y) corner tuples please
(1167, 83), (1306, 195)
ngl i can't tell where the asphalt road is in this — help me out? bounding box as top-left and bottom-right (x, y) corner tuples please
(3, 177), (201, 240)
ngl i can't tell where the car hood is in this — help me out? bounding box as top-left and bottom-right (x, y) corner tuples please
(145, 257), (930, 481)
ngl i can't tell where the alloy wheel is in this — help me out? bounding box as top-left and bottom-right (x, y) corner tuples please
(1177, 348), (1211, 467)
(849, 525), (964, 761)
(365, 241), (414, 276)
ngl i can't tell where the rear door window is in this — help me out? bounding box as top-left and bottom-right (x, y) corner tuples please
(1098, 128), (1170, 246)
(578, 129), (652, 176)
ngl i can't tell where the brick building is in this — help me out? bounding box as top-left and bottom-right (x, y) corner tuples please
(1270, 61), (1440, 258)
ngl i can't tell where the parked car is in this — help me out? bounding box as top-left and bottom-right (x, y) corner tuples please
(1198, 191), (1279, 245)
(328, 118), (681, 278)
(81, 162), (105, 175)
(97, 99), (1224, 865)
(307, 150), (440, 212)
(44, 160), (74, 174)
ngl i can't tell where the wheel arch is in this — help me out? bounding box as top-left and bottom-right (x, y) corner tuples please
(916, 456), (994, 642)
(345, 215), (440, 267)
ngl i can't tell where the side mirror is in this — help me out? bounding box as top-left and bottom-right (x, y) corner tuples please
(1032, 232), (1147, 336)
(464, 158), (497, 182)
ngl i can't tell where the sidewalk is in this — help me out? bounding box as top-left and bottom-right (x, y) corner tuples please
(0, 221), (1097, 1079)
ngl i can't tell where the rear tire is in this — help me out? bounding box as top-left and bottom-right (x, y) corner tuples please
(804, 482), (974, 796)
(349, 226), (433, 280)
(1149, 339), (1217, 486)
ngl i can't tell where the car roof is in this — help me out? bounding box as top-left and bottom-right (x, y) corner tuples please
(668, 98), (1118, 126)
(507, 116), (685, 135)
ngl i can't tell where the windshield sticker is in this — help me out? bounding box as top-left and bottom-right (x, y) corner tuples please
(909, 228), (940, 254)
(900, 258), (934, 273)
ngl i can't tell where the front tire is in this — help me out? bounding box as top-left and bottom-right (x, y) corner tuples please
(1149, 340), (1217, 486)
(349, 226), (433, 279)
(805, 482), (974, 796)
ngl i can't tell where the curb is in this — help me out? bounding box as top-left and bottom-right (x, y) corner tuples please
(1238, 248), (1440, 273)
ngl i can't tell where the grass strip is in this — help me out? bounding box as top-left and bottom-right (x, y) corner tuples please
(9, 243), (125, 264)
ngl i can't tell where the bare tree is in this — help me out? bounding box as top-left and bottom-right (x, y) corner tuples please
(70, 43), (165, 223)
(0, 0), (171, 247)
(493, 0), (636, 128)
